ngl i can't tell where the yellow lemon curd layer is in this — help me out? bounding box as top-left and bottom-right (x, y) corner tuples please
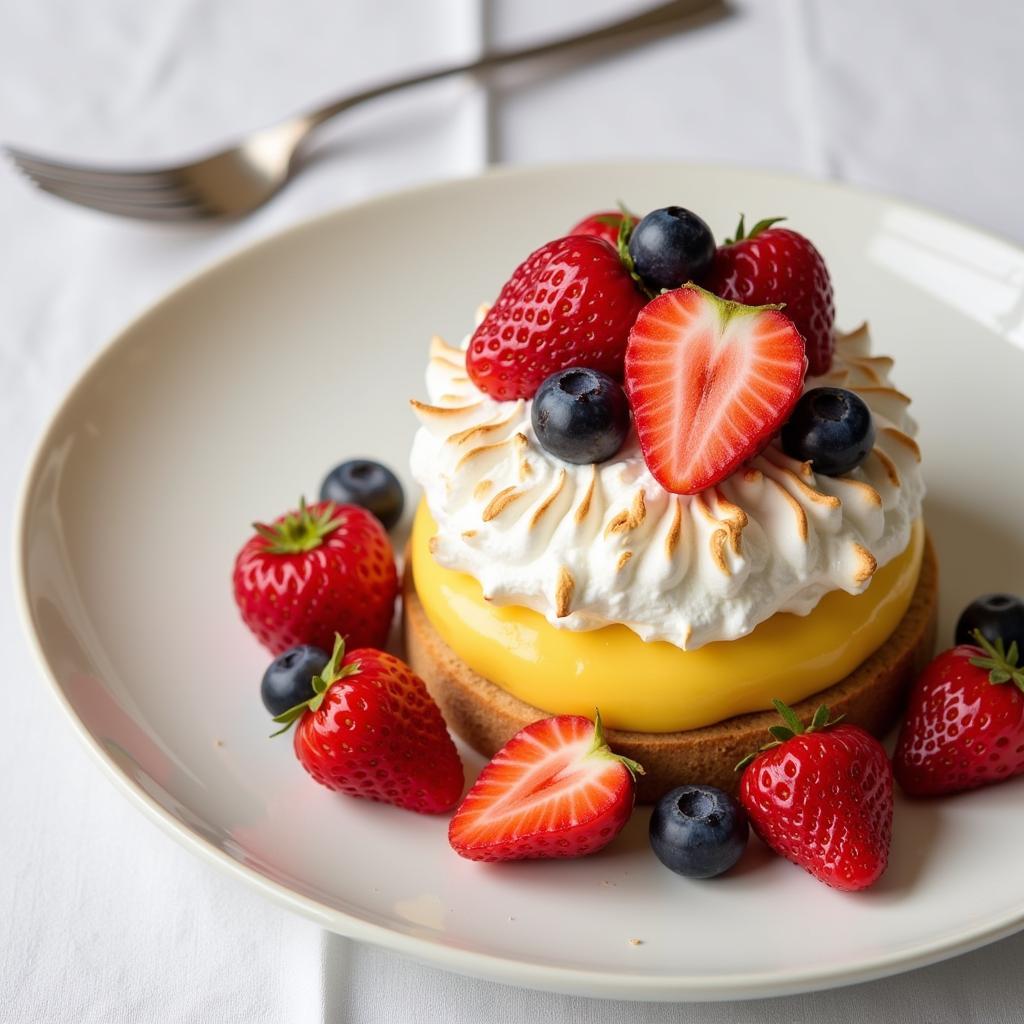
(411, 501), (925, 733)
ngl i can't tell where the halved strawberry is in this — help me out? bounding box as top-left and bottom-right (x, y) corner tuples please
(448, 713), (643, 862)
(624, 284), (807, 495)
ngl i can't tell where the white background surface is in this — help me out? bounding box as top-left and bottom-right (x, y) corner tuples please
(3, 1), (1024, 1021)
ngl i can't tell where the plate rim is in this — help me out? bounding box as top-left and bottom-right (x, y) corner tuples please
(14, 159), (1024, 1002)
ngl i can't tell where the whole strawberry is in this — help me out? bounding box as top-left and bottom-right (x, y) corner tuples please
(894, 633), (1024, 797)
(273, 635), (464, 813)
(233, 498), (397, 655)
(738, 700), (893, 891)
(466, 235), (647, 401)
(568, 208), (637, 247)
(704, 216), (835, 376)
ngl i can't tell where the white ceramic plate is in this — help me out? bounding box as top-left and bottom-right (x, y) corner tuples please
(16, 163), (1024, 1002)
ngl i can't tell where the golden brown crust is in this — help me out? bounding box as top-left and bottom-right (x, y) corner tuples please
(403, 535), (939, 803)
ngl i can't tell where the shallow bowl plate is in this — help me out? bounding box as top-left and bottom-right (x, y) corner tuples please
(16, 162), (1024, 1001)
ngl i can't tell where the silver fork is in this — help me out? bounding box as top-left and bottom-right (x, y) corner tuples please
(5, 0), (724, 222)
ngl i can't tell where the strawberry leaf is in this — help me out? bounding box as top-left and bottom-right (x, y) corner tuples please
(772, 698), (805, 736)
(725, 214), (786, 245)
(588, 708), (645, 779)
(968, 629), (1024, 690)
(255, 497), (345, 555)
(269, 704), (307, 737)
(615, 217), (656, 300)
(747, 216), (787, 239)
(737, 699), (843, 773)
(735, 750), (762, 772)
(268, 633), (360, 737)
(726, 213), (747, 246)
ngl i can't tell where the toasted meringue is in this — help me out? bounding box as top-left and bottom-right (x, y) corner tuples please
(410, 320), (925, 650)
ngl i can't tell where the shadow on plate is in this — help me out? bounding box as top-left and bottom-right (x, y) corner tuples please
(924, 489), (1024, 633)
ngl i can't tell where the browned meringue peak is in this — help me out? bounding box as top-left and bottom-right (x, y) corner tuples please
(409, 320), (925, 650)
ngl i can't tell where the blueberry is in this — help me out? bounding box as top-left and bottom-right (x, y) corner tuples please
(320, 459), (404, 530)
(627, 206), (715, 291)
(649, 785), (748, 879)
(531, 367), (630, 465)
(781, 387), (875, 476)
(955, 594), (1024, 650)
(261, 644), (329, 716)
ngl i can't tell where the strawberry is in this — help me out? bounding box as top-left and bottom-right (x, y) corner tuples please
(273, 635), (464, 813)
(704, 216), (835, 376)
(233, 498), (397, 656)
(624, 284), (806, 495)
(894, 633), (1024, 797)
(738, 701), (893, 891)
(568, 209), (638, 247)
(449, 712), (643, 862)
(466, 235), (647, 401)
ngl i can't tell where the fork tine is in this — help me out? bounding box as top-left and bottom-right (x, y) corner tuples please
(7, 149), (226, 219)
(8, 154), (203, 209)
(24, 171), (204, 207)
(10, 157), (210, 210)
(5, 145), (194, 190)
(29, 178), (217, 221)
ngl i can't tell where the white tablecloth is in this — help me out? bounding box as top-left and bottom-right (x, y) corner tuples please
(3, 2), (1023, 1021)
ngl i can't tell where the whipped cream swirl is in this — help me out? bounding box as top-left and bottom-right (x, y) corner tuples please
(410, 310), (925, 650)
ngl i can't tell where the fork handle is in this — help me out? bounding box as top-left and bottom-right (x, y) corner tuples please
(302, 0), (722, 129)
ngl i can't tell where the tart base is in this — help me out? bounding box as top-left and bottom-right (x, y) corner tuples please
(403, 534), (938, 803)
